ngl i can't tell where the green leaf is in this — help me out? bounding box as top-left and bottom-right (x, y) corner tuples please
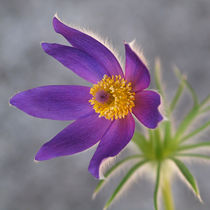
(174, 107), (200, 141)
(169, 72), (185, 114)
(93, 154), (142, 198)
(170, 158), (201, 200)
(180, 121), (210, 143)
(200, 94), (210, 108)
(154, 58), (165, 99)
(148, 129), (156, 147)
(154, 162), (161, 210)
(132, 131), (148, 152)
(103, 160), (148, 210)
(200, 105), (210, 114)
(154, 129), (162, 159)
(178, 142), (210, 152)
(163, 120), (172, 147)
(175, 153), (210, 160)
(174, 66), (199, 107)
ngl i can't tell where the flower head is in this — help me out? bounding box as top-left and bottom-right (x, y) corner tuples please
(10, 16), (162, 179)
(89, 75), (135, 120)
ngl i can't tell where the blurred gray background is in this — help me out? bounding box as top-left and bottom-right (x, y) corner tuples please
(1, 0), (210, 209)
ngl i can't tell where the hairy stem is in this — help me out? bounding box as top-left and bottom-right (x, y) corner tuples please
(162, 178), (175, 210)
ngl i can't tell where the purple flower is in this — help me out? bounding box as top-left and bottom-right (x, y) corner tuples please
(10, 16), (163, 179)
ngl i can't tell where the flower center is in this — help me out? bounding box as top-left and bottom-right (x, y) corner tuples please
(89, 75), (135, 120)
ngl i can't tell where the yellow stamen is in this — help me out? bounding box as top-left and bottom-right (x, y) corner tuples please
(89, 75), (135, 120)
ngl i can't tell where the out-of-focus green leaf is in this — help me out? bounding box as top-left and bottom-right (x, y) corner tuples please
(148, 129), (156, 148)
(200, 95), (210, 108)
(199, 95), (210, 113)
(154, 162), (161, 210)
(154, 129), (162, 159)
(180, 121), (210, 143)
(132, 131), (148, 152)
(93, 154), (142, 198)
(174, 66), (199, 107)
(154, 58), (165, 99)
(103, 160), (148, 210)
(175, 153), (210, 160)
(171, 158), (201, 200)
(163, 120), (171, 147)
(169, 73), (185, 114)
(200, 106), (210, 113)
(133, 129), (155, 160)
(174, 107), (199, 141)
(178, 142), (210, 152)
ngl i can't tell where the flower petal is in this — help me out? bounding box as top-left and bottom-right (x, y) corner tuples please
(133, 90), (163, 129)
(88, 113), (135, 179)
(125, 43), (150, 91)
(10, 85), (93, 120)
(53, 16), (123, 77)
(35, 113), (111, 161)
(42, 43), (108, 83)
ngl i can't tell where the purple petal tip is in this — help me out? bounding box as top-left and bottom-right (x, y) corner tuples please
(53, 16), (62, 33)
(41, 42), (50, 53)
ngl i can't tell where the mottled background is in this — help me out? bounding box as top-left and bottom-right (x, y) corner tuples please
(0, 0), (210, 209)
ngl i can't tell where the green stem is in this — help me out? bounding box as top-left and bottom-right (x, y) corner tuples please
(162, 178), (175, 210)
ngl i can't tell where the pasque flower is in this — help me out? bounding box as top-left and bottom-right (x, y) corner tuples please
(10, 16), (162, 179)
